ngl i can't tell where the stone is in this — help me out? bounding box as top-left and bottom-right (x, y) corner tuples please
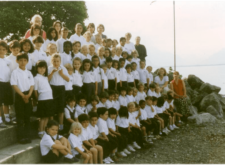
(189, 106), (198, 115)
(200, 92), (223, 118)
(187, 75), (204, 90)
(191, 91), (208, 106)
(199, 83), (221, 94)
(206, 105), (222, 118)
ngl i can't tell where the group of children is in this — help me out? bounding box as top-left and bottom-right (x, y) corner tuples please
(0, 22), (184, 164)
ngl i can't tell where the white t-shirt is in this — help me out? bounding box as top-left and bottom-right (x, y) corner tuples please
(64, 105), (78, 119)
(81, 126), (93, 141)
(119, 95), (127, 107)
(106, 67), (117, 80)
(131, 70), (140, 80)
(127, 73), (134, 83)
(128, 112), (137, 125)
(131, 58), (140, 69)
(96, 101), (106, 108)
(139, 108), (148, 121)
(88, 124), (99, 140)
(105, 100), (114, 109)
(126, 95), (135, 104)
(31, 49), (48, 66)
(95, 43), (101, 53)
(107, 118), (116, 131)
(80, 53), (92, 62)
(155, 106), (166, 114)
(10, 67), (34, 92)
(34, 74), (53, 100)
(137, 68), (149, 84)
(93, 66), (104, 83)
(97, 118), (109, 136)
(154, 76), (169, 87)
(48, 65), (69, 86)
(40, 133), (55, 156)
(43, 39), (57, 52)
(113, 100), (120, 111)
(69, 33), (86, 46)
(124, 42), (135, 55)
(82, 71), (97, 83)
(75, 105), (88, 116)
(61, 52), (73, 66)
(120, 68), (127, 81)
(136, 91), (147, 104)
(145, 105), (157, 118)
(6, 54), (18, 72)
(111, 55), (120, 61)
(56, 37), (68, 53)
(99, 57), (105, 65)
(83, 40), (94, 46)
(116, 116), (129, 128)
(148, 72), (154, 84)
(0, 58), (11, 82)
(72, 70), (83, 87)
(65, 74), (73, 91)
(86, 104), (93, 113)
(155, 92), (161, 98)
(147, 89), (156, 97)
(102, 72), (108, 89)
(68, 133), (84, 156)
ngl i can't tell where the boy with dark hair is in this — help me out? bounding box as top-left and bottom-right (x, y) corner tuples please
(75, 93), (87, 116)
(106, 57), (117, 91)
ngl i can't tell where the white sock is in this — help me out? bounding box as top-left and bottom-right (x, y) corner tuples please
(0, 117), (2, 123)
(64, 153), (73, 159)
(173, 124), (176, 127)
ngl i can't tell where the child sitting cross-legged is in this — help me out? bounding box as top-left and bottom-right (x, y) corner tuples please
(78, 114), (103, 164)
(96, 92), (108, 108)
(76, 93), (88, 116)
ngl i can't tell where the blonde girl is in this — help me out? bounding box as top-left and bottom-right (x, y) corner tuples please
(72, 57), (83, 99)
(131, 50), (140, 69)
(95, 34), (102, 53)
(98, 46), (105, 65)
(68, 122), (93, 164)
(83, 31), (94, 46)
(80, 45), (92, 61)
(46, 43), (57, 66)
(69, 23), (85, 46)
(71, 41), (82, 59)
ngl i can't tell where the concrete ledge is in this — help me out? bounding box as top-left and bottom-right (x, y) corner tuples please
(0, 126), (17, 149)
(0, 139), (42, 164)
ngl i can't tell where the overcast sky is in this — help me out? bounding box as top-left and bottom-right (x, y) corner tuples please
(84, 1), (225, 68)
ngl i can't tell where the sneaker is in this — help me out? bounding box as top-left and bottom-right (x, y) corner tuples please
(173, 125), (179, 129)
(103, 158), (111, 164)
(120, 151), (127, 157)
(169, 125), (174, 131)
(166, 128), (171, 133)
(0, 122), (7, 128)
(148, 135), (154, 138)
(133, 142), (141, 149)
(124, 149), (131, 155)
(107, 156), (114, 163)
(127, 145), (136, 152)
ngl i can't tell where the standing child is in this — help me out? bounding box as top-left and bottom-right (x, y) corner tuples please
(28, 24), (44, 51)
(119, 87), (128, 107)
(82, 59), (98, 103)
(68, 122), (93, 164)
(83, 31), (95, 46)
(126, 87), (135, 104)
(121, 51), (129, 67)
(87, 95), (99, 113)
(107, 108), (129, 157)
(34, 60), (54, 138)
(113, 90), (120, 112)
(138, 60), (149, 87)
(71, 41), (82, 59)
(56, 27), (69, 53)
(10, 53), (34, 144)
(61, 41), (73, 66)
(131, 50), (140, 69)
(78, 114), (103, 164)
(126, 64), (135, 87)
(64, 64), (74, 98)
(147, 83), (157, 97)
(89, 44), (96, 57)
(119, 37), (128, 53)
(40, 120), (78, 163)
(72, 57), (83, 99)
(112, 60), (121, 91)
(115, 46), (123, 59)
(111, 47), (119, 61)
(48, 54), (70, 132)
(98, 46), (106, 65)
(136, 83), (147, 104)
(104, 48), (111, 58)
(69, 23), (86, 46)
(131, 62), (140, 86)
(119, 58), (128, 88)
(6, 40), (21, 72)
(106, 57), (117, 91)
(95, 34), (102, 53)
(76, 94), (88, 116)
(100, 64), (108, 92)
(112, 39), (118, 48)
(20, 39), (34, 71)
(97, 107), (119, 163)
(146, 66), (154, 84)
(133, 88), (138, 103)
(80, 45), (92, 61)
(92, 55), (104, 95)
(64, 95), (78, 135)
(43, 27), (58, 52)
(0, 41), (13, 127)
(105, 90), (115, 109)
(106, 39), (112, 49)
(46, 43), (57, 66)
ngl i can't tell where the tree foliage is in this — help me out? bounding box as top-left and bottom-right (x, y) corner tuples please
(0, 1), (88, 39)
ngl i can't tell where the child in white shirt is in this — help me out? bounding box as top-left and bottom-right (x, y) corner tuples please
(87, 95), (99, 113)
(136, 83), (147, 104)
(71, 41), (82, 60)
(146, 66), (154, 84)
(20, 39), (34, 71)
(131, 62), (140, 86)
(115, 46), (123, 59)
(43, 27), (58, 52)
(119, 87), (128, 107)
(137, 60), (149, 87)
(106, 57), (117, 91)
(95, 34), (102, 54)
(126, 64), (135, 87)
(80, 45), (92, 61)
(111, 47), (119, 61)
(147, 83), (157, 97)
(41, 120), (77, 163)
(113, 91), (120, 111)
(155, 86), (162, 98)
(119, 58), (128, 88)
(69, 23), (86, 46)
(45, 43), (57, 66)
(112, 60), (121, 91)
(76, 94), (88, 116)
(100, 64), (108, 92)
(72, 57), (83, 99)
(96, 92), (108, 108)
(60, 41), (73, 66)
(131, 50), (140, 69)
(105, 90), (115, 109)
(64, 64), (74, 98)
(56, 27), (69, 53)
(83, 31), (95, 46)
(126, 87), (135, 104)
(98, 46), (105, 65)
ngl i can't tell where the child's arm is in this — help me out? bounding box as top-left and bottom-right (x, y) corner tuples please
(89, 138), (96, 147)
(114, 77), (117, 90)
(48, 68), (58, 81)
(136, 109), (141, 119)
(102, 79), (104, 92)
(100, 132), (109, 141)
(58, 69), (69, 82)
(109, 128), (120, 136)
(95, 81), (98, 95)
(67, 118), (76, 124)
(52, 143), (69, 152)
(147, 77), (150, 86)
(83, 140), (93, 147)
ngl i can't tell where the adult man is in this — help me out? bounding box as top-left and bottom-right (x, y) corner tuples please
(135, 36), (147, 60)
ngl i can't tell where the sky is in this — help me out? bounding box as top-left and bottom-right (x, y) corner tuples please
(84, 0), (225, 68)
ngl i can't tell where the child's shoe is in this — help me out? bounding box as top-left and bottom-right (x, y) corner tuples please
(132, 142), (141, 149)
(119, 151), (127, 157)
(127, 145), (136, 152)
(123, 149), (131, 155)
(0, 122), (7, 128)
(169, 125), (174, 131)
(173, 124), (179, 129)
(107, 156), (114, 163)
(103, 158), (110, 164)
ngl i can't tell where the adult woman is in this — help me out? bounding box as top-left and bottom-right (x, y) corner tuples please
(87, 23), (96, 43)
(25, 14), (46, 39)
(95, 24), (107, 39)
(154, 68), (170, 94)
(170, 71), (190, 121)
(53, 20), (62, 39)
(124, 32), (135, 55)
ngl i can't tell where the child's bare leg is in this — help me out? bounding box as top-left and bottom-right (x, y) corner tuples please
(58, 113), (64, 125)
(39, 118), (45, 132)
(169, 116), (172, 125)
(55, 140), (69, 155)
(90, 147), (98, 164)
(43, 118), (49, 132)
(141, 126), (146, 136)
(94, 145), (103, 164)
(52, 148), (59, 156)
(87, 152), (93, 164)
(82, 153), (90, 164)
(3, 105), (9, 115)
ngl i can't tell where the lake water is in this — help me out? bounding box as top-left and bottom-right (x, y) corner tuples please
(149, 65), (225, 95)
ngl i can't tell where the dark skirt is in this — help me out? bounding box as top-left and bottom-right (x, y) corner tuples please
(108, 79), (115, 90)
(72, 85), (82, 100)
(42, 150), (62, 163)
(0, 82), (13, 105)
(135, 79), (139, 87)
(51, 85), (65, 114)
(36, 99), (54, 118)
(82, 83), (95, 103)
(128, 82), (134, 87)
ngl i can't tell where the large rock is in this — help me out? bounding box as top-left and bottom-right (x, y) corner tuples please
(187, 75), (204, 90)
(199, 83), (221, 94)
(200, 92), (223, 118)
(206, 105), (222, 118)
(191, 91), (208, 106)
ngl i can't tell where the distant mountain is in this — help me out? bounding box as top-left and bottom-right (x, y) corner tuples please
(202, 48), (225, 65)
